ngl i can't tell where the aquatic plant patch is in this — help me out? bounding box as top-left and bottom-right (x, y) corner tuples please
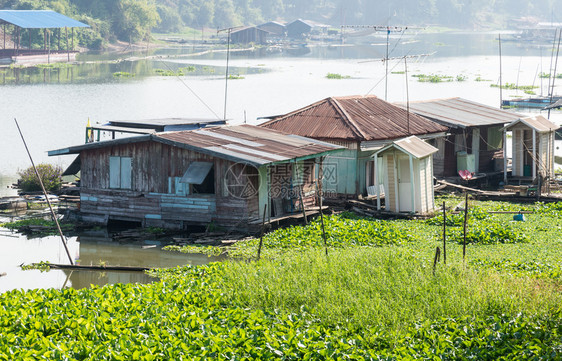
(425, 205), (489, 226)
(412, 73), (454, 82)
(1, 218), (75, 235)
(226, 214), (416, 258)
(470, 258), (562, 280)
(446, 222), (529, 245)
(325, 72), (350, 79)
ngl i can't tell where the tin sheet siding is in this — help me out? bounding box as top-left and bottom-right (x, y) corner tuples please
(323, 149), (357, 196)
(79, 141), (259, 228)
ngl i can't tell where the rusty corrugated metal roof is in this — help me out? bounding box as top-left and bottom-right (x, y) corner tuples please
(376, 135), (438, 159)
(49, 125), (343, 167)
(504, 115), (559, 133)
(399, 97), (524, 128)
(260, 95), (448, 142)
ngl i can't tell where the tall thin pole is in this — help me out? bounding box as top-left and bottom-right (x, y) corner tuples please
(498, 34), (503, 107)
(385, 28), (390, 101)
(442, 201), (446, 265)
(14, 118), (73, 265)
(548, 29), (561, 119)
(405, 56), (410, 134)
(547, 29), (557, 97)
(317, 158), (328, 258)
(223, 29), (231, 120)
(257, 204), (267, 261)
(462, 192), (468, 263)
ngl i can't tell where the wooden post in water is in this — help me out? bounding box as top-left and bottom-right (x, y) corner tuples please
(14, 118), (74, 265)
(257, 204), (267, 261)
(317, 158), (328, 258)
(65, 27), (70, 62)
(462, 192), (468, 263)
(295, 163), (307, 224)
(433, 246), (441, 275)
(442, 201), (446, 265)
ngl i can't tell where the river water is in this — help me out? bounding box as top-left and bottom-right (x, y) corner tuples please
(1, 31), (561, 291)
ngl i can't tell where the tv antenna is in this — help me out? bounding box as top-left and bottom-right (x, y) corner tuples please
(217, 26), (245, 120)
(343, 25), (424, 100)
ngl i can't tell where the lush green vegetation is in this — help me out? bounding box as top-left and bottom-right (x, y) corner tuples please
(17, 163), (62, 192)
(4, 195), (562, 358)
(3, 0), (562, 50)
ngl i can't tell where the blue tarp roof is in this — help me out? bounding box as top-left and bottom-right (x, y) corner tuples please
(0, 10), (89, 29)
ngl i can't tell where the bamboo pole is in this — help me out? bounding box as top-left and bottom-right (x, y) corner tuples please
(433, 246), (441, 275)
(442, 201), (446, 265)
(295, 163), (307, 224)
(317, 158), (328, 258)
(257, 204), (267, 261)
(462, 192), (468, 263)
(14, 118), (74, 265)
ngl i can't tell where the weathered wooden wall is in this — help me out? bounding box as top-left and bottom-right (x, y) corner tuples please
(79, 141), (260, 228)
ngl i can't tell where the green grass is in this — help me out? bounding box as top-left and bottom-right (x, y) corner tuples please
(217, 248), (562, 333)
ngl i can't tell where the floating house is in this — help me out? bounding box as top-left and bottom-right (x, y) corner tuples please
(374, 136), (438, 214)
(257, 21), (286, 37)
(260, 95), (448, 198)
(286, 19), (329, 39)
(400, 98), (523, 177)
(49, 125), (343, 229)
(230, 26), (268, 44)
(503, 115), (557, 182)
(0, 10), (89, 64)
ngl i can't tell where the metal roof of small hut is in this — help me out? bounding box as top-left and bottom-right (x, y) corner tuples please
(260, 95), (448, 142)
(0, 10), (89, 28)
(375, 135), (438, 159)
(49, 124), (343, 167)
(399, 97), (523, 128)
(503, 115), (558, 133)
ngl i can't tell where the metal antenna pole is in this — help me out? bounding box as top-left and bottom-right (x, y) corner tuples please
(223, 28), (231, 120)
(14, 118), (74, 265)
(405, 56), (410, 134)
(499, 34), (503, 108)
(548, 29), (561, 120)
(385, 28), (390, 100)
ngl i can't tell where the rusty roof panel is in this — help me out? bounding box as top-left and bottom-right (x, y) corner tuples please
(260, 95), (448, 141)
(400, 97), (523, 128)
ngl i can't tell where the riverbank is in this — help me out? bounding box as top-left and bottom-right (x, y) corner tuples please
(2, 195), (562, 358)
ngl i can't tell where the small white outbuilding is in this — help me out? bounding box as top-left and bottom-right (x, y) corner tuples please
(374, 136), (438, 214)
(503, 115), (558, 182)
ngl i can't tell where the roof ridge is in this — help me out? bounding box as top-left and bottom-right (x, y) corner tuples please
(260, 98), (329, 126)
(330, 97), (370, 140)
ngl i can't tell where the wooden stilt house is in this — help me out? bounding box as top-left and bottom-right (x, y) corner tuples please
(49, 125), (343, 229)
(260, 95), (448, 198)
(399, 98), (523, 177)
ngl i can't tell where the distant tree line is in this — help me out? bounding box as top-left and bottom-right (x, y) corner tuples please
(1, 0), (562, 49)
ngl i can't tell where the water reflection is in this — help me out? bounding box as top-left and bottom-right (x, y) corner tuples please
(0, 229), (221, 293)
(0, 57), (265, 85)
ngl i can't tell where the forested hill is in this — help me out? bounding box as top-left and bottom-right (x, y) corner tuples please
(1, 0), (561, 49)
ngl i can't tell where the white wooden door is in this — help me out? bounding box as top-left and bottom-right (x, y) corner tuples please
(397, 156), (412, 212)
